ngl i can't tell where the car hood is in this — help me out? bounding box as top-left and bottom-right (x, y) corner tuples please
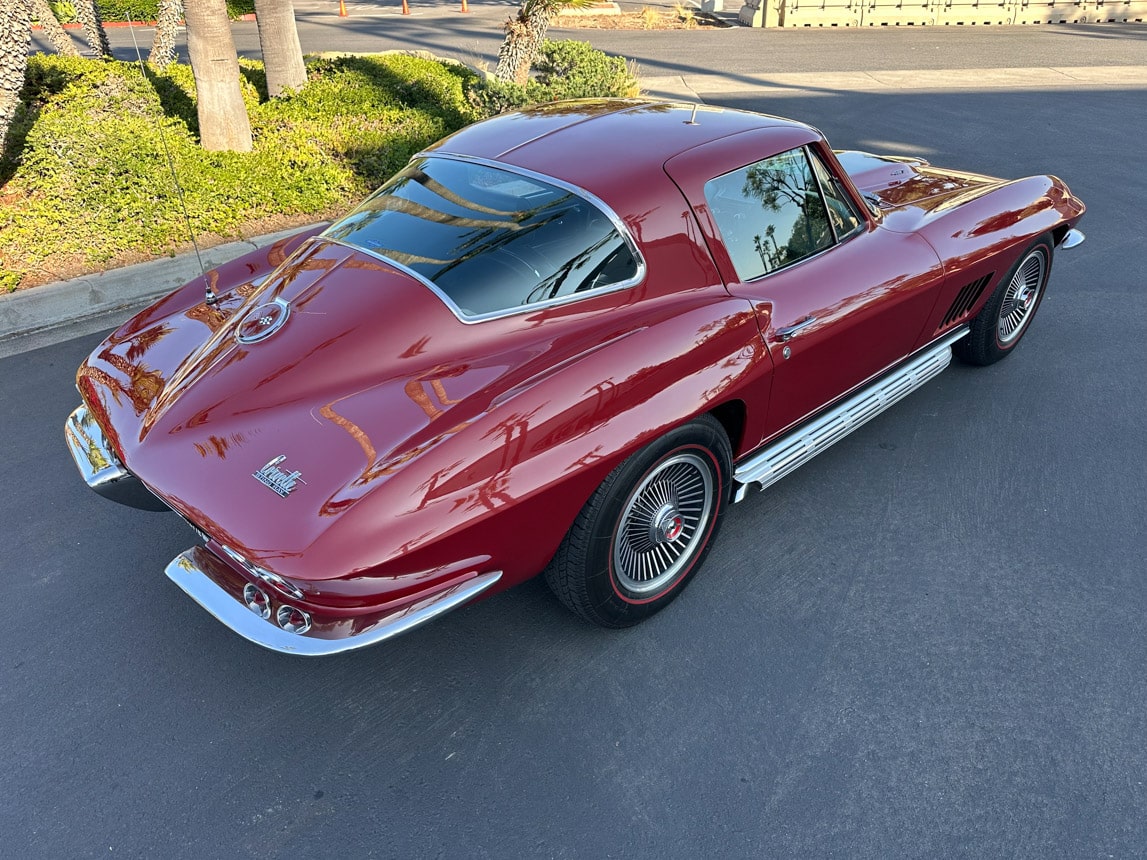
(77, 238), (567, 572)
(835, 150), (1008, 230)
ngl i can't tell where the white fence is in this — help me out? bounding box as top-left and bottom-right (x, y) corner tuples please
(737, 0), (1147, 25)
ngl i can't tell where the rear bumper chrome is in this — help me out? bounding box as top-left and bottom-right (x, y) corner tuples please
(165, 545), (503, 656)
(64, 405), (168, 511)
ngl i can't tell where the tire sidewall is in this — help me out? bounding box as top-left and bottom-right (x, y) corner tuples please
(991, 240), (1051, 354)
(583, 418), (731, 624)
(958, 234), (1054, 366)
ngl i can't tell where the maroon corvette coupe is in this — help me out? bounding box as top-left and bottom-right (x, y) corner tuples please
(66, 100), (1085, 655)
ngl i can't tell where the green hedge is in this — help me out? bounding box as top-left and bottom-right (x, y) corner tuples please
(0, 42), (639, 292)
(47, 1), (255, 23)
(0, 53), (481, 290)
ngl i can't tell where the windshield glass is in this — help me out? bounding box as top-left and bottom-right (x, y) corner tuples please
(323, 157), (639, 318)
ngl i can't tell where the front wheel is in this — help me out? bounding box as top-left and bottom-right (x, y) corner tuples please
(955, 234), (1053, 366)
(545, 415), (732, 628)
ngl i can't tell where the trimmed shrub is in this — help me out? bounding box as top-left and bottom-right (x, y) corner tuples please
(466, 76), (536, 117)
(533, 40), (639, 101)
(467, 40), (640, 116)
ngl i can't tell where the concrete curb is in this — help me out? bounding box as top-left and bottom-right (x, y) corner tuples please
(0, 227), (311, 359)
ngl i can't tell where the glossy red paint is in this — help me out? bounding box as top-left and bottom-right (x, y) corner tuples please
(79, 227), (764, 603)
(69, 99), (1085, 652)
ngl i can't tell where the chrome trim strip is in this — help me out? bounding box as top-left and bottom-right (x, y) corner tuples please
(65, 405), (169, 511)
(322, 152), (648, 325)
(1060, 229), (1085, 249)
(235, 296), (290, 344)
(423, 152), (647, 276)
(219, 544), (305, 600)
(321, 234), (459, 308)
(732, 327), (969, 503)
(165, 548), (503, 656)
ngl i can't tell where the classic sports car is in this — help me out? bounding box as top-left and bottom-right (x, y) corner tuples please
(66, 100), (1085, 655)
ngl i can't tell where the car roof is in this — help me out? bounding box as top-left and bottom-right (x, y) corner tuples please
(425, 99), (820, 209)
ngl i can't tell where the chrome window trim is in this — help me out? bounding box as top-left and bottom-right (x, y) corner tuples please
(806, 146), (865, 245)
(705, 145), (863, 285)
(321, 153), (647, 325)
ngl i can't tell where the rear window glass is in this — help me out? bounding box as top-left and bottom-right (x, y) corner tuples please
(323, 157), (639, 318)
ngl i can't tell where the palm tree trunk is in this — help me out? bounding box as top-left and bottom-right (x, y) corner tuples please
(495, 19), (536, 86)
(0, 0), (30, 156)
(73, 0), (111, 58)
(495, 1), (558, 85)
(149, 0), (184, 68)
(31, 0), (81, 58)
(253, 0), (306, 97)
(184, 0), (253, 152)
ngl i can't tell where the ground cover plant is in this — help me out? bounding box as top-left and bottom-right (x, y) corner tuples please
(0, 43), (638, 292)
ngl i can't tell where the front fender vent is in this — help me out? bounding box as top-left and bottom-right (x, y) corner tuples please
(939, 272), (993, 330)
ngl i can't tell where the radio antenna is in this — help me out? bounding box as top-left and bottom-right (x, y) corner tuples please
(126, 16), (217, 305)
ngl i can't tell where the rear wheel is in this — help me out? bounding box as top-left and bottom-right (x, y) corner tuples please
(545, 415), (732, 628)
(955, 234), (1053, 366)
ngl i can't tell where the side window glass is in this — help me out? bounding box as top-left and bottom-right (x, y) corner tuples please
(809, 150), (863, 240)
(705, 147), (834, 281)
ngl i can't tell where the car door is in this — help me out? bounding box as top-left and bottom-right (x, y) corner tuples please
(670, 137), (947, 444)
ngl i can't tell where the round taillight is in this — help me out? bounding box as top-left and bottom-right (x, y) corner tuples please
(276, 605), (312, 635)
(243, 584), (271, 620)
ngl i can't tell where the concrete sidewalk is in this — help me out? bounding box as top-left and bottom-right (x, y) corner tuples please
(4, 54), (1145, 358)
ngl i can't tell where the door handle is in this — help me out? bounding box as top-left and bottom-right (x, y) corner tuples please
(775, 316), (817, 342)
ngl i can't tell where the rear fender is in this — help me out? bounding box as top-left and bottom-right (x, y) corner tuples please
(325, 293), (773, 589)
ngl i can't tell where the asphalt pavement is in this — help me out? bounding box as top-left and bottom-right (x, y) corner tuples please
(4, 14), (1147, 859)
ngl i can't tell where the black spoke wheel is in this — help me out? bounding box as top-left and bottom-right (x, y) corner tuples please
(545, 415), (732, 628)
(955, 234), (1054, 366)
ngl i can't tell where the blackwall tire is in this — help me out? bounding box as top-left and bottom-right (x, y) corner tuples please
(955, 234), (1054, 367)
(544, 415), (732, 628)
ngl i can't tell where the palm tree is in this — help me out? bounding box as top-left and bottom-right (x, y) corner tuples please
(184, 0), (252, 151)
(0, 0), (30, 156)
(494, 0), (594, 86)
(149, 0), (184, 68)
(31, 0), (81, 58)
(73, 0), (111, 58)
(254, 0), (306, 97)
